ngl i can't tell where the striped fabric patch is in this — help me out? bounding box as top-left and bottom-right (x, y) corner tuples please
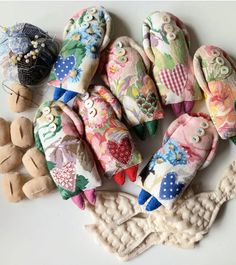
(159, 64), (187, 96)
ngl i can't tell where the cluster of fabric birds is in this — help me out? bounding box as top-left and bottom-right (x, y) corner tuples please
(0, 6), (236, 213)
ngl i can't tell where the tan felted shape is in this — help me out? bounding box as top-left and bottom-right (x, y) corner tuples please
(2, 172), (25, 202)
(22, 147), (48, 177)
(10, 117), (34, 149)
(8, 83), (33, 113)
(0, 117), (11, 146)
(85, 160), (236, 261)
(22, 175), (55, 199)
(0, 144), (23, 173)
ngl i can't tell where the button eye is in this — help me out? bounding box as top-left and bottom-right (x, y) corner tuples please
(43, 107), (50, 115)
(80, 92), (90, 101)
(119, 56), (128, 63)
(215, 57), (224, 66)
(221, 66), (230, 75)
(115, 41), (123, 48)
(114, 48), (126, 56)
(200, 121), (209, 129)
(88, 8), (97, 14)
(164, 23), (174, 33)
(196, 128), (205, 136)
(212, 49), (221, 57)
(49, 123), (57, 132)
(161, 13), (171, 23)
(167, 32), (176, 41)
(85, 99), (94, 109)
(81, 22), (89, 29)
(192, 135), (200, 143)
(84, 14), (93, 22)
(46, 114), (54, 123)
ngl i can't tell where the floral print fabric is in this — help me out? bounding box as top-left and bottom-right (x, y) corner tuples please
(34, 101), (101, 200)
(142, 11), (202, 105)
(48, 6), (111, 94)
(73, 85), (142, 179)
(138, 113), (219, 209)
(193, 45), (236, 140)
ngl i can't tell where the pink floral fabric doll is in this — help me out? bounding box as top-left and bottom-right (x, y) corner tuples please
(137, 113), (219, 211)
(99, 36), (164, 140)
(73, 85), (142, 186)
(142, 11), (202, 116)
(34, 100), (102, 209)
(193, 45), (236, 144)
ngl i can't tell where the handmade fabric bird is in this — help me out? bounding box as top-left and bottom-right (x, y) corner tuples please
(0, 23), (58, 86)
(142, 11), (202, 116)
(73, 85), (142, 185)
(34, 100), (102, 209)
(99, 36), (164, 140)
(48, 6), (111, 103)
(193, 45), (236, 144)
(137, 112), (218, 211)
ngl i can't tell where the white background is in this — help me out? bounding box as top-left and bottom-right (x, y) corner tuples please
(0, 1), (236, 265)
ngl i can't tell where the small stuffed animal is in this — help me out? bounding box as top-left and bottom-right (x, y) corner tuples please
(142, 11), (202, 116)
(99, 36), (164, 140)
(48, 6), (111, 102)
(73, 85), (142, 185)
(0, 23), (58, 86)
(34, 100), (102, 209)
(138, 113), (219, 211)
(193, 45), (236, 144)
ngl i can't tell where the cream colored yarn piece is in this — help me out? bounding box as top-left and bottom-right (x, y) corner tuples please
(85, 160), (236, 261)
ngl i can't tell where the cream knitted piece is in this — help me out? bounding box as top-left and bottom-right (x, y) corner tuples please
(85, 160), (236, 261)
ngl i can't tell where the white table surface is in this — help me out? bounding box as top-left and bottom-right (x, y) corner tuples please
(0, 1), (236, 265)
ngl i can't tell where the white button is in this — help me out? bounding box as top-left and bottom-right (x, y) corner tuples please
(196, 128), (205, 136)
(81, 22), (89, 29)
(167, 32), (176, 41)
(85, 99), (94, 109)
(221, 66), (230, 75)
(88, 108), (97, 117)
(212, 49), (221, 57)
(88, 7), (97, 14)
(46, 114), (54, 123)
(84, 14), (93, 22)
(119, 56), (128, 63)
(164, 23), (174, 33)
(192, 135), (200, 143)
(115, 41), (123, 48)
(80, 92), (89, 101)
(49, 123), (57, 132)
(114, 48), (126, 56)
(161, 13), (171, 23)
(43, 107), (50, 115)
(216, 57), (224, 65)
(200, 121), (209, 129)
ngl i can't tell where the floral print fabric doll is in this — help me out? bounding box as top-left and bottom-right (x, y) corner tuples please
(34, 101), (102, 209)
(193, 45), (236, 144)
(99, 36), (164, 140)
(142, 11), (202, 116)
(138, 113), (219, 211)
(48, 6), (111, 102)
(73, 85), (142, 185)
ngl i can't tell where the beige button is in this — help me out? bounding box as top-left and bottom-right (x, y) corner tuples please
(167, 32), (176, 41)
(88, 7), (97, 14)
(200, 121), (209, 129)
(161, 13), (171, 23)
(114, 48), (126, 56)
(49, 123), (57, 132)
(164, 23), (174, 33)
(192, 135), (200, 143)
(85, 99), (94, 109)
(46, 114), (54, 123)
(84, 14), (93, 22)
(196, 128), (205, 136)
(42, 107), (50, 115)
(216, 57), (224, 66)
(221, 66), (230, 75)
(80, 92), (89, 101)
(119, 56), (128, 63)
(115, 41), (123, 48)
(81, 22), (89, 29)
(212, 49), (221, 57)
(88, 108), (97, 117)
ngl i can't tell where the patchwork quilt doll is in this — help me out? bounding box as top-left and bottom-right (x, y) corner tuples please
(48, 6), (111, 102)
(99, 36), (164, 140)
(73, 85), (142, 185)
(193, 45), (236, 144)
(34, 100), (102, 209)
(0, 23), (58, 86)
(142, 11), (202, 116)
(137, 113), (219, 211)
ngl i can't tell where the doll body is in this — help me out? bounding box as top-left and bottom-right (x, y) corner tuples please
(48, 6), (111, 102)
(142, 11), (202, 116)
(138, 113), (218, 210)
(193, 45), (236, 143)
(34, 101), (101, 209)
(100, 36), (164, 139)
(73, 85), (142, 185)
